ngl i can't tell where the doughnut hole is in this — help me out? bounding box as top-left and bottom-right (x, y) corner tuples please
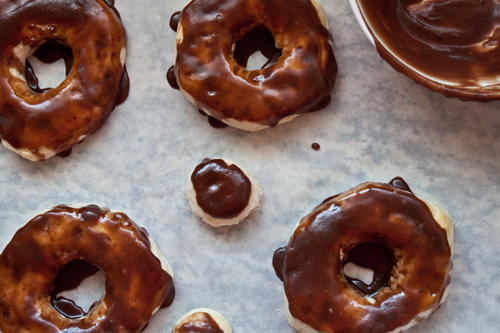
(25, 40), (73, 93)
(232, 27), (282, 71)
(344, 262), (374, 286)
(342, 243), (396, 297)
(50, 259), (106, 319)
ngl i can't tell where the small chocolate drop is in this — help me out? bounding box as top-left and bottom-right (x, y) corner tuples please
(191, 159), (250, 218)
(311, 143), (320, 150)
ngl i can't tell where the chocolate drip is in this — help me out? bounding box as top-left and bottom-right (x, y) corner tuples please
(343, 243), (395, 297)
(308, 95), (331, 113)
(191, 159), (251, 218)
(103, 0), (121, 19)
(167, 65), (180, 90)
(177, 312), (224, 333)
(208, 116), (228, 129)
(25, 61), (50, 93)
(52, 297), (86, 319)
(233, 27), (281, 69)
(195, 109), (228, 129)
(116, 66), (130, 105)
(170, 11), (181, 32)
(50, 259), (100, 318)
(272, 246), (287, 282)
(161, 283), (176, 308)
(56, 148), (72, 158)
(311, 143), (320, 151)
(389, 177), (412, 193)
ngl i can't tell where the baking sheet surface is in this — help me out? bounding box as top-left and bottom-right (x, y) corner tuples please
(1, 0), (500, 332)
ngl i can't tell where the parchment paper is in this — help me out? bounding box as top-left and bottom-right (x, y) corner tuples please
(1, 0), (499, 331)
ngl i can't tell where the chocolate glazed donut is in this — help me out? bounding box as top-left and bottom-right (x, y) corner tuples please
(0, 0), (128, 161)
(174, 0), (337, 131)
(273, 178), (454, 333)
(0, 205), (175, 333)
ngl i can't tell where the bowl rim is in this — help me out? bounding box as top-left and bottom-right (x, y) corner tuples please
(348, 0), (375, 46)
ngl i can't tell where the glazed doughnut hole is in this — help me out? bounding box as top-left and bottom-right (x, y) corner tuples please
(232, 27), (281, 71)
(26, 41), (73, 92)
(51, 260), (106, 318)
(342, 243), (395, 297)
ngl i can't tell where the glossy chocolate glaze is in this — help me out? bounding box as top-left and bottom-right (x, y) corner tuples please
(191, 159), (251, 218)
(0, 0), (128, 161)
(175, 0), (337, 127)
(22, 40), (130, 136)
(357, 0), (500, 100)
(0, 205), (175, 333)
(273, 180), (452, 332)
(176, 312), (224, 333)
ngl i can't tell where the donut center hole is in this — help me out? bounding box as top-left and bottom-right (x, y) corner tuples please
(343, 243), (395, 297)
(233, 27), (281, 70)
(25, 40), (73, 93)
(50, 259), (105, 319)
(344, 262), (374, 285)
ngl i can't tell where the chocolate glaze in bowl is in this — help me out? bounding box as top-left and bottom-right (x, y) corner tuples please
(349, 0), (500, 101)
